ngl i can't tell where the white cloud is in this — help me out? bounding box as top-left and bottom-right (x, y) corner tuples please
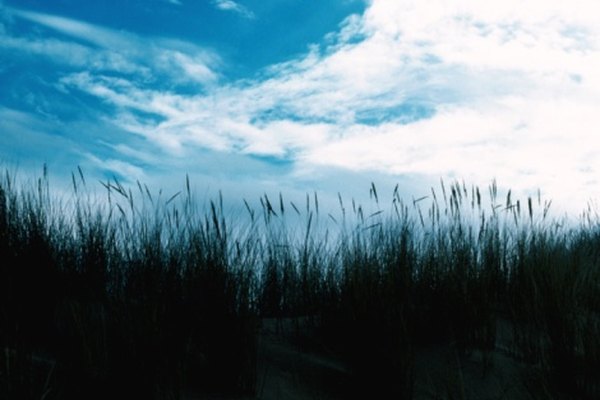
(0, 35), (146, 75)
(166, 0), (182, 5)
(12, 0), (600, 215)
(13, 9), (132, 49)
(212, 0), (255, 19)
(6, 8), (220, 86)
(84, 153), (148, 181)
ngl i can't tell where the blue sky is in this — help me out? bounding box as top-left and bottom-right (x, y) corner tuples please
(1, 0), (600, 216)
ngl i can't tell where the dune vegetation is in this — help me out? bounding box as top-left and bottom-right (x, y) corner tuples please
(1, 166), (599, 399)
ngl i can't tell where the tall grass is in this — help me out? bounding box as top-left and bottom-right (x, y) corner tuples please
(1, 167), (599, 399)
(0, 169), (258, 399)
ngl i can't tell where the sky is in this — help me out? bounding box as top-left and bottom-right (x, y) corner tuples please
(1, 0), (600, 218)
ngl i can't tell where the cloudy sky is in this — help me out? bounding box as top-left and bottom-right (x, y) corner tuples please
(1, 0), (599, 216)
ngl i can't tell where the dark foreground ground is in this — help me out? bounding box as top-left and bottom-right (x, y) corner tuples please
(184, 317), (599, 400)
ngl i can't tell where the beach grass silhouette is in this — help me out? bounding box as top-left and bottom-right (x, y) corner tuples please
(1, 167), (599, 399)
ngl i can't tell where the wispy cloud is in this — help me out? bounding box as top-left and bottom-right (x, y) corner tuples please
(166, 0), (182, 5)
(0, 35), (145, 74)
(212, 0), (255, 19)
(13, 9), (132, 48)
(6, 8), (220, 86)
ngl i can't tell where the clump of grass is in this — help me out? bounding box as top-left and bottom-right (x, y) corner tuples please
(0, 169), (259, 399)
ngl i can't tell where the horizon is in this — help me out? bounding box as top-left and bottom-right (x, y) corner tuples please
(1, 0), (600, 218)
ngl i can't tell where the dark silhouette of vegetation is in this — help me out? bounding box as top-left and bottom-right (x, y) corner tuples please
(1, 167), (599, 399)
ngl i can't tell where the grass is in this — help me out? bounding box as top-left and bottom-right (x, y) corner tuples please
(1, 167), (599, 399)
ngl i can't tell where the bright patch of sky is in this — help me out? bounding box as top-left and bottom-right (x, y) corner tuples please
(1, 0), (600, 217)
